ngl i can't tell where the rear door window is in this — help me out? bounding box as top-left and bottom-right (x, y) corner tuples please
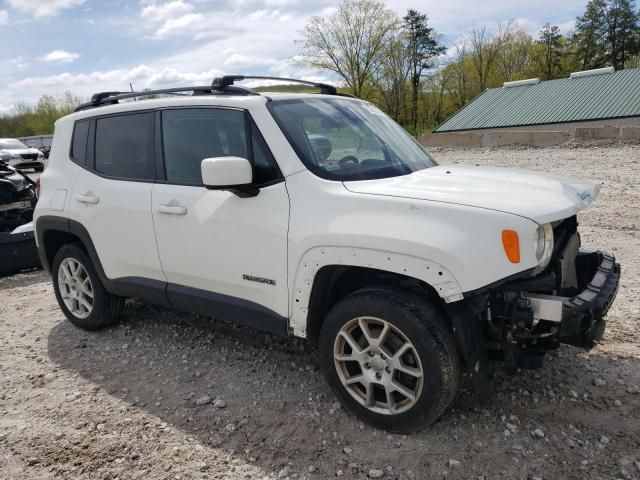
(94, 112), (154, 180)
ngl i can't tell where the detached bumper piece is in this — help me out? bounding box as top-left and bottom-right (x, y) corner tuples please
(524, 251), (620, 349)
(0, 230), (41, 277)
(558, 251), (620, 348)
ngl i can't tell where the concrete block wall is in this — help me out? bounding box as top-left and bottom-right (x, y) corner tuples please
(420, 119), (640, 148)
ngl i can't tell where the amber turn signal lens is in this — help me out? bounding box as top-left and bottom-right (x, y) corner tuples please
(501, 230), (520, 263)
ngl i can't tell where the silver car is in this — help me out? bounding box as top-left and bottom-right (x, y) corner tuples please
(0, 138), (46, 171)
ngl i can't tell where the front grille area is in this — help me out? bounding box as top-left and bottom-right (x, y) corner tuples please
(18, 153), (38, 161)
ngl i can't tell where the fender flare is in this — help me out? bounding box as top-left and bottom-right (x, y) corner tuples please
(289, 246), (464, 337)
(35, 215), (170, 306)
(36, 215), (109, 283)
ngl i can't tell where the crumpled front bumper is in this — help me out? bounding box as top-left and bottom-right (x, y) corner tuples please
(558, 251), (620, 347)
(526, 251), (620, 349)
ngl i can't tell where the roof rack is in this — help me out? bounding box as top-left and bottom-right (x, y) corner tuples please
(75, 75), (342, 111)
(212, 75), (338, 95)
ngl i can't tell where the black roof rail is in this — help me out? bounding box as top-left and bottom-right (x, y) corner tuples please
(75, 75), (344, 112)
(75, 83), (259, 112)
(212, 75), (339, 95)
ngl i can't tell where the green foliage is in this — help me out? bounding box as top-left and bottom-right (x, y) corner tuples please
(538, 23), (563, 80)
(0, 92), (79, 137)
(572, 0), (640, 70)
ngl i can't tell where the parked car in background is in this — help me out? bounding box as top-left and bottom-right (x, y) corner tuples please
(19, 135), (54, 159)
(0, 138), (46, 171)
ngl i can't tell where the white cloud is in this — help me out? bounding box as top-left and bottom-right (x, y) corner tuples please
(6, 0), (85, 18)
(41, 50), (80, 64)
(10, 57), (29, 69)
(0, 10), (8, 25)
(141, 1), (206, 38)
(8, 65), (226, 100)
(141, 1), (193, 23)
(155, 12), (203, 37)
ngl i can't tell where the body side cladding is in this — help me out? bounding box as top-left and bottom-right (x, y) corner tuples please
(290, 246), (464, 337)
(35, 215), (70, 272)
(167, 283), (288, 337)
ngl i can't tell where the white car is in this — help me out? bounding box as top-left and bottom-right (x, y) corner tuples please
(33, 76), (621, 432)
(0, 138), (46, 171)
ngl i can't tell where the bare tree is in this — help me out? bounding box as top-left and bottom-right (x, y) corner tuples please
(500, 28), (535, 80)
(448, 43), (472, 109)
(297, 0), (400, 99)
(374, 36), (411, 123)
(469, 21), (515, 91)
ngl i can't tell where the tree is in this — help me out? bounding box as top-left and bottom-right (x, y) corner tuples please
(572, 0), (640, 70)
(298, 0), (400, 99)
(29, 92), (79, 134)
(538, 23), (563, 79)
(374, 36), (411, 123)
(0, 92), (79, 137)
(499, 29), (536, 80)
(402, 9), (445, 133)
(572, 0), (606, 70)
(601, 0), (640, 69)
(469, 22), (515, 92)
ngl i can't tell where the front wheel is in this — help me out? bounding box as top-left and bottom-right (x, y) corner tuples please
(52, 243), (124, 330)
(319, 287), (460, 432)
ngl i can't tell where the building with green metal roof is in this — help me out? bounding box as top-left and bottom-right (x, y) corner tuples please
(427, 67), (640, 147)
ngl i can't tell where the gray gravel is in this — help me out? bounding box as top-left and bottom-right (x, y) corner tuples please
(1, 143), (639, 479)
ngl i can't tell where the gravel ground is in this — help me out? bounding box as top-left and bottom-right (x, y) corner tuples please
(1, 143), (639, 480)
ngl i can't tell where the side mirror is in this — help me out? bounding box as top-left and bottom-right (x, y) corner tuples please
(201, 156), (258, 197)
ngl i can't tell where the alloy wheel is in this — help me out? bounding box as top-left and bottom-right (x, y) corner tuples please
(58, 257), (94, 319)
(333, 316), (424, 415)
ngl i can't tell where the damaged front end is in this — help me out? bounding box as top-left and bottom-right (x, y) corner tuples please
(0, 159), (38, 232)
(485, 216), (620, 371)
(447, 216), (621, 399)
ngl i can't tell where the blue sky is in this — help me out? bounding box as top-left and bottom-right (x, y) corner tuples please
(0, 0), (589, 113)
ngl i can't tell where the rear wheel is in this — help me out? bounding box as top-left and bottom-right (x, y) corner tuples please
(319, 287), (460, 432)
(52, 244), (123, 330)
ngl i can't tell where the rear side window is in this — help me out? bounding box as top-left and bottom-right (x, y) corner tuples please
(161, 108), (281, 185)
(71, 120), (90, 166)
(94, 113), (154, 180)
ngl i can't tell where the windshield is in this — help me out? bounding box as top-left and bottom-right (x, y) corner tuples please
(268, 98), (436, 181)
(0, 139), (28, 150)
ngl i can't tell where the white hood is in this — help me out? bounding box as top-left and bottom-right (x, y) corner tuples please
(343, 165), (598, 224)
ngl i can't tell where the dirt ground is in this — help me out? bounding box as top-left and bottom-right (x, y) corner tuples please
(1, 143), (639, 480)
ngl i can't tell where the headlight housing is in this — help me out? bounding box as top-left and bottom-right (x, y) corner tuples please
(535, 223), (554, 268)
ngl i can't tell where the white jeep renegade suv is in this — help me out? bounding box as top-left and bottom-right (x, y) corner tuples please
(34, 75), (621, 432)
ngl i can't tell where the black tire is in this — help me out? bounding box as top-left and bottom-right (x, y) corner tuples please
(52, 243), (124, 330)
(319, 286), (460, 433)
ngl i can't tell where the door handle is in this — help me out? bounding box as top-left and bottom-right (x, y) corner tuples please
(157, 203), (187, 215)
(75, 193), (99, 204)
